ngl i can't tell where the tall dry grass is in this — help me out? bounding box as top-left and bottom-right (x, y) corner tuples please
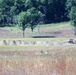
(0, 53), (75, 75)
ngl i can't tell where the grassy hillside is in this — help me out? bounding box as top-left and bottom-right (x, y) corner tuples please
(0, 22), (75, 50)
(0, 22), (74, 38)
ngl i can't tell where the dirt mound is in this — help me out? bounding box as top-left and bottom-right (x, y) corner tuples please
(0, 40), (74, 46)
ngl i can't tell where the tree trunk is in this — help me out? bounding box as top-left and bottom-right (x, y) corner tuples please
(74, 26), (76, 36)
(3, 17), (5, 26)
(31, 26), (34, 32)
(38, 24), (40, 32)
(23, 30), (25, 38)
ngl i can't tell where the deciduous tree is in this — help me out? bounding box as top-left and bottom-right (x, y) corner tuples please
(66, 0), (76, 35)
(18, 8), (44, 37)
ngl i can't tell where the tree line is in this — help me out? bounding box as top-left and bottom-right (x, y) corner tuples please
(0, 0), (69, 26)
(0, 0), (76, 37)
(66, 0), (76, 35)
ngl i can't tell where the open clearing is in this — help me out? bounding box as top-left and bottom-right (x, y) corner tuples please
(0, 22), (76, 75)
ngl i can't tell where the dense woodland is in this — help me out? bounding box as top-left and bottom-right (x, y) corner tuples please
(0, 0), (76, 35)
(0, 0), (70, 26)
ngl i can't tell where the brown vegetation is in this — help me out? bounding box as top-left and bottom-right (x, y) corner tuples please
(0, 56), (75, 75)
(0, 49), (75, 75)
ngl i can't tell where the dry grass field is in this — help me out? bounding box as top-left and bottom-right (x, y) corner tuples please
(0, 48), (76, 75)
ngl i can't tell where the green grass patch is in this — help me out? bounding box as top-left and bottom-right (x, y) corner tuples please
(0, 43), (76, 50)
(0, 45), (52, 50)
(0, 22), (73, 33)
(0, 37), (69, 41)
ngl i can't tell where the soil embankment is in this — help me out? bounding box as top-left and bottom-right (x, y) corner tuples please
(0, 40), (73, 46)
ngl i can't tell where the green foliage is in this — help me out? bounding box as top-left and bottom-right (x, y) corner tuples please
(66, 0), (76, 35)
(18, 11), (31, 37)
(27, 7), (44, 31)
(69, 6), (76, 25)
(18, 11), (31, 29)
(0, 0), (14, 26)
(0, 0), (68, 26)
(18, 7), (44, 37)
(66, 0), (76, 26)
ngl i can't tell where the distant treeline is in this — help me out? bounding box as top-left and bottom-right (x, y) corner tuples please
(0, 0), (70, 26)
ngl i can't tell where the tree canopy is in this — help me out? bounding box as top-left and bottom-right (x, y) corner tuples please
(0, 0), (69, 26)
(18, 7), (44, 37)
(66, 0), (76, 26)
(66, 0), (76, 35)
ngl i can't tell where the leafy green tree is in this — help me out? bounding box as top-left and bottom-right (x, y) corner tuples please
(14, 0), (25, 14)
(18, 11), (31, 37)
(0, 0), (26, 25)
(0, 0), (69, 26)
(27, 7), (44, 31)
(66, 0), (76, 35)
(0, 0), (14, 25)
(10, 0), (26, 24)
(18, 7), (44, 37)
